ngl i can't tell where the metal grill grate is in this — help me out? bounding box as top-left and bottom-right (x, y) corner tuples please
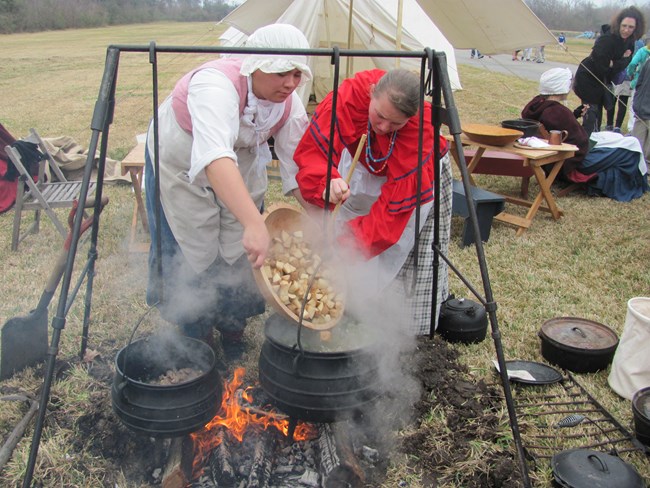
(511, 373), (648, 462)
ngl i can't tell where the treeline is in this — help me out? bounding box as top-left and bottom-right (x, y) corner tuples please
(0, 0), (235, 34)
(526, 0), (650, 33)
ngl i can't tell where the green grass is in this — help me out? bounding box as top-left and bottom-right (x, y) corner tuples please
(0, 23), (649, 487)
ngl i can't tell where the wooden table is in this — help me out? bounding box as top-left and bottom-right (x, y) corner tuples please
(446, 134), (577, 236)
(121, 142), (149, 252)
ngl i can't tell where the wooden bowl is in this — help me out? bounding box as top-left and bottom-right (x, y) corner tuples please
(462, 123), (523, 146)
(252, 203), (344, 331)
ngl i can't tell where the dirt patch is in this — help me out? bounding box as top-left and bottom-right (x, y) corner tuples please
(68, 333), (520, 487)
(398, 336), (522, 488)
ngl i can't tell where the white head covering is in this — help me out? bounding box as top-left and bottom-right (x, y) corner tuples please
(539, 67), (573, 95)
(240, 24), (312, 87)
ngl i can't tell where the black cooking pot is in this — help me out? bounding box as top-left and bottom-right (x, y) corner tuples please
(538, 317), (618, 374)
(258, 314), (380, 422)
(632, 387), (650, 446)
(112, 335), (222, 437)
(501, 119), (541, 138)
(437, 297), (488, 344)
(551, 448), (645, 487)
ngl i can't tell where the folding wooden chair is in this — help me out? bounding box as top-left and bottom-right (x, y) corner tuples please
(5, 128), (96, 250)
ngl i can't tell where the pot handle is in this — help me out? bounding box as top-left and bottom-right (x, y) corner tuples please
(291, 352), (304, 378)
(587, 453), (609, 474)
(571, 327), (587, 338)
(116, 381), (130, 404)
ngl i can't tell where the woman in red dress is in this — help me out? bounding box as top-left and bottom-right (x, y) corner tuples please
(292, 69), (453, 335)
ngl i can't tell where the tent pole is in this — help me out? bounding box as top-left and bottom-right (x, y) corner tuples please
(346, 0), (354, 77)
(395, 0), (404, 68)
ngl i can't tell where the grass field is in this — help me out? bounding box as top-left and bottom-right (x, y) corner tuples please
(0, 22), (649, 486)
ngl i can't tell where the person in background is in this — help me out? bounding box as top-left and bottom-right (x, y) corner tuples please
(470, 48), (484, 59)
(522, 68), (590, 183)
(558, 32), (567, 50)
(605, 69), (631, 133)
(631, 58), (650, 171)
(290, 69), (453, 335)
(535, 45), (546, 63)
(573, 6), (646, 136)
(144, 24), (312, 360)
(522, 67), (648, 201)
(626, 37), (650, 131)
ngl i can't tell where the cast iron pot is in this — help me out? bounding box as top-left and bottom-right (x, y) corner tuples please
(551, 448), (645, 487)
(112, 335), (222, 438)
(258, 313), (380, 423)
(538, 317), (619, 374)
(632, 386), (650, 446)
(437, 297), (488, 344)
(501, 118), (541, 138)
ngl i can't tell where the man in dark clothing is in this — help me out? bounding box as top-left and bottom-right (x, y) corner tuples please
(522, 67), (593, 183)
(573, 7), (646, 135)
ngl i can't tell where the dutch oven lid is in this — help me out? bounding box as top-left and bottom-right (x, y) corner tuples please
(551, 449), (645, 488)
(539, 317), (618, 351)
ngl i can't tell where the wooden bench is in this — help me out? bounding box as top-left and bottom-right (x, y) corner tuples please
(452, 179), (505, 247)
(464, 148), (533, 198)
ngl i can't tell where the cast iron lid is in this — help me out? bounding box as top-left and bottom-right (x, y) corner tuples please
(264, 313), (377, 355)
(442, 297), (483, 314)
(551, 448), (645, 488)
(539, 317), (618, 352)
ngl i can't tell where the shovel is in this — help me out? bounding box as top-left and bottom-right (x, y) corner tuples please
(0, 196), (108, 380)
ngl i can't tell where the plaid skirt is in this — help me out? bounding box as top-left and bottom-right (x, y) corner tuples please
(384, 153), (452, 335)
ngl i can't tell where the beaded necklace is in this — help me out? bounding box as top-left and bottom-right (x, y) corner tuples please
(365, 120), (397, 174)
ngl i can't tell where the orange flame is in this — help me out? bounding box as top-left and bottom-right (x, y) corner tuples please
(190, 367), (316, 474)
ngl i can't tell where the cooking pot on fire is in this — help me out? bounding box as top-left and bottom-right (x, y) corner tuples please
(258, 313), (380, 422)
(112, 334), (222, 438)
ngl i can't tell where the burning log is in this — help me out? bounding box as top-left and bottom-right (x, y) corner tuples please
(208, 429), (236, 486)
(318, 423), (365, 488)
(246, 430), (276, 488)
(162, 437), (193, 488)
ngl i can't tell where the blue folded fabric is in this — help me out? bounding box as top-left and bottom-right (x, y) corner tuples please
(581, 147), (649, 202)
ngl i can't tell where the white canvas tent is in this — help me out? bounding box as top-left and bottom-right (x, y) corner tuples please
(416, 0), (556, 54)
(218, 0), (463, 104)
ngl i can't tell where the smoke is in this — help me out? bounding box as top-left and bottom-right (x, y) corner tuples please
(315, 237), (423, 445)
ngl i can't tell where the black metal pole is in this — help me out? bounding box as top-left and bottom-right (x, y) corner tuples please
(79, 81), (113, 360)
(434, 51), (532, 488)
(150, 41), (163, 306)
(428, 48), (442, 338)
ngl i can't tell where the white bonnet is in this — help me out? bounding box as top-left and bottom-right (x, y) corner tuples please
(240, 24), (312, 86)
(539, 67), (573, 95)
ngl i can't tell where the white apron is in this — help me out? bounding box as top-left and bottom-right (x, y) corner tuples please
(148, 97), (271, 274)
(335, 149), (433, 294)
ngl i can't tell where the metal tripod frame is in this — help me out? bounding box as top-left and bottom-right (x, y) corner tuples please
(22, 44), (531, 488)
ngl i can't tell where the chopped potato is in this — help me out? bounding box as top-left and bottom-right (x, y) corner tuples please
(263, 228), (343, 323)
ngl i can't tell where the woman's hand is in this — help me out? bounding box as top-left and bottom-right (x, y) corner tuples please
(624, 49), (632, 58)
(243, 219), (270, 268)
(322, 178), (350, 205)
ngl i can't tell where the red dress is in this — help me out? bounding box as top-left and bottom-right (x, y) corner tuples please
(294, 69), (448, 258)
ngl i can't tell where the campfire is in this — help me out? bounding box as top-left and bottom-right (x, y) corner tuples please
(162, 367), (374, 488)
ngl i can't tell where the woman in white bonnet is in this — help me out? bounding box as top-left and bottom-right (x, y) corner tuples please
(144, 24), (312, 359)
(522, 67), (649, 200)
(521, 67), (591, 182)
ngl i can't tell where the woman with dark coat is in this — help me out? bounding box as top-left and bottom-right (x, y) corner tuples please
(573, 6), (646, 135)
